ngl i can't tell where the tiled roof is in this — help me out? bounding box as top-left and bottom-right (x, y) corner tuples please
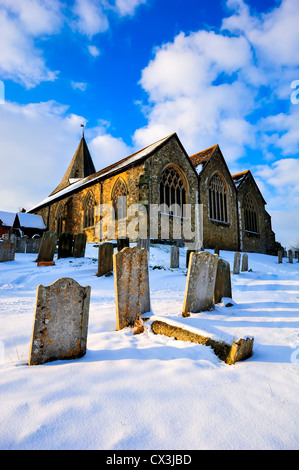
(189, 144), (218, 168)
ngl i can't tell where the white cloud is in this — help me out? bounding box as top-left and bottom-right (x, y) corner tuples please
(113, 0), (146, 16)
(71, 0), (109, 37)
(87, 44), (100, 57)
(71, 81), (88, 91)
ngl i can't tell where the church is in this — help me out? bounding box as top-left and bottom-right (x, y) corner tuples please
(28, 132), (277, 254)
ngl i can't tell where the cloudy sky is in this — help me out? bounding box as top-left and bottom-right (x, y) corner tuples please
(0, 0), (298, 247)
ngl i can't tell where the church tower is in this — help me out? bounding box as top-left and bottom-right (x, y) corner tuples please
(49, 134), (96, 196)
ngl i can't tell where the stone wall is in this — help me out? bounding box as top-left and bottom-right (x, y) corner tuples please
(199, 147), (239, 251)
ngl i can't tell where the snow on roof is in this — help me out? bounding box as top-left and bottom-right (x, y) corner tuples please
(16, 213), (46, 229)
(29, 133), (175, 212)
(0, 211), (16, 227)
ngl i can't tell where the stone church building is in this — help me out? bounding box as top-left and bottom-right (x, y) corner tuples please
(28, 132), (277, 254)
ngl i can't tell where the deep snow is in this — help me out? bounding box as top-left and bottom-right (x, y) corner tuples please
(0, 244), (298, 450)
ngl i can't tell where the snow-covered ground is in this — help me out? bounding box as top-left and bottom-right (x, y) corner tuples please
(0, 243), (298, 450)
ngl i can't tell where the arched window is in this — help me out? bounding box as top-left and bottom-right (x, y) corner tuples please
(244, 194), (258, 233)
(159, 166), (187, 216)
(209, 173), (228, 223)
(112, 178), (127, 220)
(83, 192), (95, 228)
(56, 202), (65, 235)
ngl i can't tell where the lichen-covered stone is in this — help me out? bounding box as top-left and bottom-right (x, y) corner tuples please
(29, 277), (90, 365)
(113, 246), (150, 330)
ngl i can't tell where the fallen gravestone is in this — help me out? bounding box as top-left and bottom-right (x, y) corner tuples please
(113, 246), (150, 330)
(151, 320), (254, 365)
(214, 258), (232, 304)
(28, 277), (90, 365)
(182, 251), (218, 316)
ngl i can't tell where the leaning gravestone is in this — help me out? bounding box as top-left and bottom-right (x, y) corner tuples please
(214, 258), (232, 304)
(0, 240), (15, 262)
(170, 245), (179, 268)
(28, 277), (91, 365)
(113, 246), (150, 330)
(58, 232), (73, 259)
(73, 233), (87, 258)
(233, 252), (241, 274)
(278, 250), (283, 264)
(97, 242), (114, 276)
(182, 251), (218, 316)
(288, 249), (293, 264)
(241, 253), (248, 272)
(36, 231), (57, 265)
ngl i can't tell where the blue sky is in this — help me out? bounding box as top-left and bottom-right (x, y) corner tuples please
(0, 0), (298, 247)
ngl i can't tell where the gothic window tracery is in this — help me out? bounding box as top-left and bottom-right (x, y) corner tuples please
(244, 193), (258, 233)
(112, 178), (127, 220)
(159, 166), (187, 216)
(83, 192), (95, 228)
(208, 173), (228, 223)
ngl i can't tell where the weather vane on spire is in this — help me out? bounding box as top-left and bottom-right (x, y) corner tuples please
(81, 123), (85, 137)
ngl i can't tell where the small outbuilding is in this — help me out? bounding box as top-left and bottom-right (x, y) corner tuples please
(0, 211), (16, 237)
(12, 212), (46, 238)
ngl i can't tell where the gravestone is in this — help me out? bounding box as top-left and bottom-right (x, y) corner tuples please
(241, 253), (248, 272)
(186, 249), (194, 268)
(97, 242), (114, 277)
(113, 246), (150, 330)
(28, 277), (91, 365)
(117, 237), (130, 252)
(233, 252), (241, 274)
(295, 251), (298, 262)
(26, 238), (41, 254)
(0, 240), (15, 262)
(73, 233), (87, 258)
(137, 237), (150, 251)
(278, 250), (283, 264)
(58, 232), (73, 259)
(214, 258), (232, 304)
(170, 246), (179, 268)
(288, 249), (293, 264)
(16, 237), (26, 253)
(182, 251), (218, 316)
(36, 231), (57, 264)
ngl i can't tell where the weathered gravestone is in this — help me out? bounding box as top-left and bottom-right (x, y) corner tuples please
(170, 245), (179, 268)
(233, 252), (241, 274)
(97, 242), (114, 277)
(295, 251), (298, 262)
(288, 249), (293, 264)
(16, 237), (26, 253)
(137, 237), (150, 252)
(0, 240), (15, 262)
(113, 246), (150, 330)
(58, 232), (73, 259)
(73, 233), (87, 258)
(26, 237), (42, 254)
(182, 251), (218, 316)
(28, 277), (91, 365)
(241, 253), (248, 272)
(214, 258), (232, 304)
(36, 231), (57, 265)
(278, 250), (283, 264)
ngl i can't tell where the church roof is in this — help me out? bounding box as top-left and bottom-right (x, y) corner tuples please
(231, 170), (250, 188)
(29, 133), (176, 212)
(49, 135), (96, 196)
(189, 144), (218, 169)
